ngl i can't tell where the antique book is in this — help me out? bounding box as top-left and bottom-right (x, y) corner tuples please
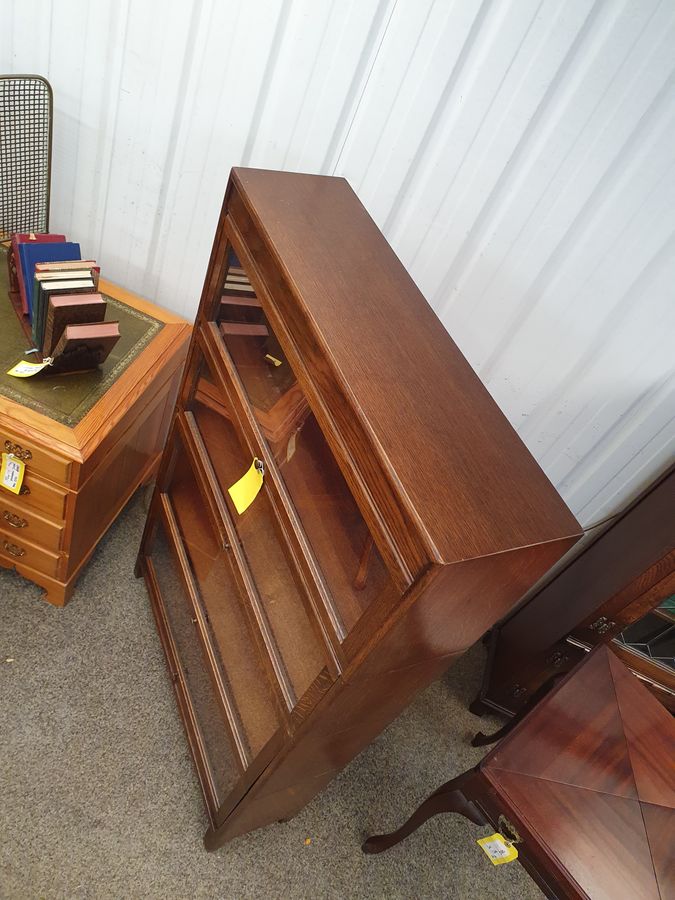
(223, 275), (256, 298)
(12, 233), (66, 314)
(32, 276), (95, 349)
(35, 260), (100, 291)
(51, 321), (120, 371)
(42, 293), (107, 356)
(18, 240), (80, 319)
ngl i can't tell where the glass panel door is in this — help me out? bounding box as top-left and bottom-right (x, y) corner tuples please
(147, 517), (239, 805)
(212, 247), (398, 637)
(188, 354), (329, 702)
(615, 594), (675, 672)
(165, 433), (283, 761)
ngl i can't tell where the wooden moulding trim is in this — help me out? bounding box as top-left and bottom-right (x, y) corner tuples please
(198, 323), (346, 671)
(174, 411), (297, 717)
(157, 493), (251, 771)
(72, 321), (191, 457)
(227, 182), (436, 573)
(142, 554), (220, 822)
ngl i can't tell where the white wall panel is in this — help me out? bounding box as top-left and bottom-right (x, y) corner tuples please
(2, 0), (673, 528)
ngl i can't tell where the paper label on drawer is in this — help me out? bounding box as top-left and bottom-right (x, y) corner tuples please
(477, 833), (518, 865)
(227, 457), (264, 515)
(7, 358), (53, 377)
(0, 453), (26, 494)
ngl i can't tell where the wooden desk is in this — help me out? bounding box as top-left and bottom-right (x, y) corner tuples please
(364, 646), (675, 899)
(0, 252), (190, 605)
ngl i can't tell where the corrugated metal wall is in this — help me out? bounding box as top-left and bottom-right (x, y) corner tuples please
(2, 0), (674, 528)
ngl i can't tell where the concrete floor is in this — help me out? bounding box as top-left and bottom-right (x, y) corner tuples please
(0, 491), (543, 900)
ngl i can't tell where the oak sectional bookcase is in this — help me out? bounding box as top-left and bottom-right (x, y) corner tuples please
(136, 167), (582, 849)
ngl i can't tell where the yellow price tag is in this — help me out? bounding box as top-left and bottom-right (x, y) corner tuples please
(7, 358), (53, 378)
(0, 453), (26, 494)
(264, 353), (283, 367)
(227, 458), (264, 515)
(477, 833), (518, 865)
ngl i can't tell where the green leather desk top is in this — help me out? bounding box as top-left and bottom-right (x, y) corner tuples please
(0, 247), (163, 427)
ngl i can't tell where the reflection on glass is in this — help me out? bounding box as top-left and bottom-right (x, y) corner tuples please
(166, 439), (282, 760)
(149, 518), (239, 804)
(214, 250), (398, 636)
(615, 594), (675, 672)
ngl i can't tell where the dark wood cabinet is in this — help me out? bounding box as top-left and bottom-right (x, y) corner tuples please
(473, 464), (675, 717)
(136, 167), (581, 848)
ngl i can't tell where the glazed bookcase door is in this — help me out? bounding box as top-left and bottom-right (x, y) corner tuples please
(144, 423), (299, 819)
(207, 244), (399, 642)
(144, 513), (242, 810)
(181, 346), (333, 713)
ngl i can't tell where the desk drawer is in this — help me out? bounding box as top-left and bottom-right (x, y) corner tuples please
(0, 528), (61, 577)
(0, 496), (64, 552)
(2, 471), (69, 521)
(0, 428), (72, 485)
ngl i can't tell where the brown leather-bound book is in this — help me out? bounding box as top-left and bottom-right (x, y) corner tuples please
(43, 293), (107, 356)
(35, 260), (101, 291)
(51, 321), (120, 372)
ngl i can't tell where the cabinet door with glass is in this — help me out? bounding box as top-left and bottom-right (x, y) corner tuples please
(204, 242), (402, 649)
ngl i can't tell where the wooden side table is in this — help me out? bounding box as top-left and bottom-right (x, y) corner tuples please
(0, 246), (190, 605)
(363, 646), (675, 899)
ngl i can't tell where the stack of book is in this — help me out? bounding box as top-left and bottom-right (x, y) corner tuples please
(9, 232), (121, 372)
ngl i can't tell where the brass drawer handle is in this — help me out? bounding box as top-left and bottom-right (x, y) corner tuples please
(4, 440), (32, 461)
(3, 540), (25, 557)
(3, 511), (27, 528)
(498, 814), (522, 845)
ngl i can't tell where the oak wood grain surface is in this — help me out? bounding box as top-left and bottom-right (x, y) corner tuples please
(138, 167), (582, 849)
(230, 168), (581, 565)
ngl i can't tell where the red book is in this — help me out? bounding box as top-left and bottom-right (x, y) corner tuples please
(11, 233), (66, 314)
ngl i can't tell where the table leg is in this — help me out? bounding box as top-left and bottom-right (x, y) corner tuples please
(362, 768), (487, 854)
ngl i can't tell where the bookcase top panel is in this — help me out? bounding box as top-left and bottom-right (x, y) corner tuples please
(0, 246), (163, 427)
(231, 168), (581, 564)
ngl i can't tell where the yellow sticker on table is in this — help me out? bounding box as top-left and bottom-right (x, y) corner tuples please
(7, 358), (53, 378)
(227, 458), (264, 515)
(477, 833), (518, 865)
(0, 453), (26, 494)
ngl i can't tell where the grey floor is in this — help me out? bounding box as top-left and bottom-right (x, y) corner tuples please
(0, 491), (543, 900)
